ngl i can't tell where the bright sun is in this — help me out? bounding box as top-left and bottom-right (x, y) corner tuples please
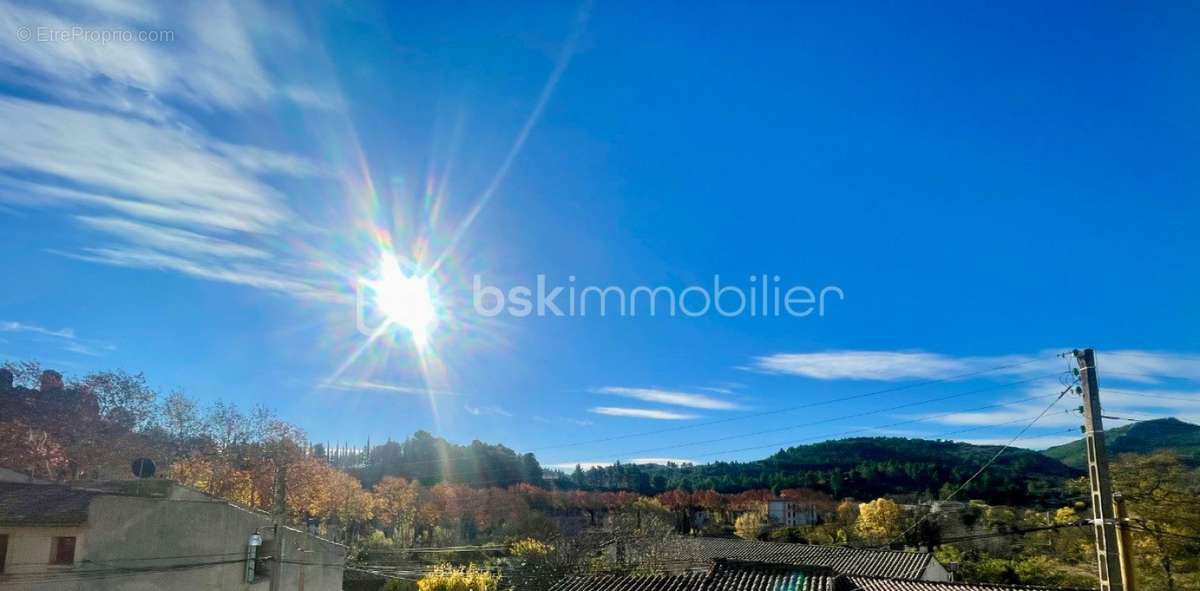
(374, 254), (438, 347)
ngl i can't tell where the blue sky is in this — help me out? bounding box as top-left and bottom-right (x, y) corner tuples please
(1, 1), (1198, 470)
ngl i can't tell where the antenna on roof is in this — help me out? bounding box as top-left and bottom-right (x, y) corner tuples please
(131, 458), (156, 479)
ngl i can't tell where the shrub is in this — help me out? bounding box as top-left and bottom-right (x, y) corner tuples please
(734, 512), (767, 540)
(510, 538), (554, 557)
(417, 564), (499, 591)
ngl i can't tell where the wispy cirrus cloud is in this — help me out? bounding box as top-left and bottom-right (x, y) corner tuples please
(595, 386), (740, 410)
(0, 1), (344, 300)
(1098, 351), (1200, 383)
(464, 404), (513, 417)
(0, 1), (326, 113)
(0, 320), (113, 356)
(1, 320), (75, 340)
(0, 96), (296, 233)
(57, 247), (339, 300)
(533, 416), (594, 427)
(750, 349), (1200, 383)
(74, 216), (271, 260)
(918, 381), (1200, 429)
(320, 380), (461, 397)
(960, 434), (1080, 450)
(589, 406), (699, 420)
(751, 350), (975, 381)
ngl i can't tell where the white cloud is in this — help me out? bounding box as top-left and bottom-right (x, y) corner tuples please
(0, 1), (346, 301)
(533, 416), (594, 427)
(58, 247), (340, 301)
(595, 386), (740, 410)
(320, 380), (460, 396)
(750, 349), (1200, 384)
(752, 350), (971, 381)
(1102, 387), (1200, 412)
(960, 434), (1079, 450)
(0, 97), (295, 233)
(464, 404), (513, 417)
(1097, 350), (1200, 383)
(918, 381), (1200, 429)
(589, 407), (699, 420)
(75, 216), (270, 259)
(0, 1), (290, 112)
(0, 320), (75, 340)
(925, 405), (1080, 429)
(0, 320), (113, 356)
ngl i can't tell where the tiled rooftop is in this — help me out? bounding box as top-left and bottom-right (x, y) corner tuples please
(550, 561), (1077, 591)
(552, 562), (842, 591)
(684, 538), (935, 580)
(842, 575), (1083, 591)
(0, 482), (100, 526)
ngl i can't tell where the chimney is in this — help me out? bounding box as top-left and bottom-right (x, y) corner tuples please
(39, 370), (63, 392)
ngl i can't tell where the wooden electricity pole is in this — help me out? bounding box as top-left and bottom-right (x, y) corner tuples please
(1075, 348), (1124, 591)
(1113, 492), (1137, 591)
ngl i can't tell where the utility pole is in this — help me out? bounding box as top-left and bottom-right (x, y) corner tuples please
(1113, 492), (1137, 591)
(1075, 348), (1124, 591)
(270, 465), (288, 591)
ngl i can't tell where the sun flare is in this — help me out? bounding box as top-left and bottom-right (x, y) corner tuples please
(374, 254), (438, 347)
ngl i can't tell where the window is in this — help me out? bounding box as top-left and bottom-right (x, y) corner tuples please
(0, 534), (8, 573)
(50, 536), (76, 565)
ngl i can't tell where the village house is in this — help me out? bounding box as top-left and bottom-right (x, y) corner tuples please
(766, 497), (819, 527)
(0, 476), (345, 591)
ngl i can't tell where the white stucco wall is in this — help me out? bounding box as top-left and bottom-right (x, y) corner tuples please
(0, 490), (344, 591)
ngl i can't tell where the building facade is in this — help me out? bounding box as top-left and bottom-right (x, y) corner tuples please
(0, 479), (345, 591)
(766, 498), (819, 527)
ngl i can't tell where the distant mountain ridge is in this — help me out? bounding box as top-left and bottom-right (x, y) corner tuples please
(576, 435), (1083, 505)
(1042, 417), (1200, 468)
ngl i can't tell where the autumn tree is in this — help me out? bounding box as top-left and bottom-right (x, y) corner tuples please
(857, 497), (903, 543)
(1112, 452), (1200, 591)
(76, 370), (158, 431)
(375, 476), (423, 546)
(734, 511), (767, 540)
(160, 390), (203, 459)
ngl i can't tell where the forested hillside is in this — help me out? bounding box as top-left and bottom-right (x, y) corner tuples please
(1044, 417), (1200, 468)
(352, 431), (545, 488)
(566, 437), (1080, 505)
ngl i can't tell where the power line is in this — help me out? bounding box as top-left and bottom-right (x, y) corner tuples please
(1123, 525), (1200, 543)
(317, 356), (1062, 475)
(293, 371), (1068, 489)
(877, 384), (1072, 548)
(1096, 388), (1200, 404)
(683, 391), (1071, 463)
(529, 356), (1057, 454)
(1093, 351), (1200, 364)
(564, 373), (1062, 465)
(385, 386), (1076, 489)
(936, 521), (1088, 545)
(0, 558), (246, 584)
(387, 392), (1071, 489)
